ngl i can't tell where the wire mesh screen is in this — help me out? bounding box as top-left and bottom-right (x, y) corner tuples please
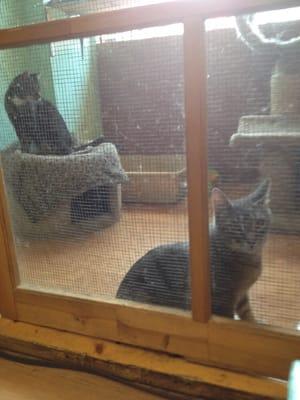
(0, 0), (171, 30)
(0, 25), (191, 310)
(206, 8), (300, 330)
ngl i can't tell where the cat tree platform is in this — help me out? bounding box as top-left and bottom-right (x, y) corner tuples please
(1, 142), (128, 239)
(231, 115), (300, 233)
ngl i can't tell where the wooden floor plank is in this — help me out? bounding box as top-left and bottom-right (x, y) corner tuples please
(0, 357), (165, 400)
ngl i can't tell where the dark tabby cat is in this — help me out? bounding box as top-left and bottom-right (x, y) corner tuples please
(5, 71), (104, 155)
(117, 179), (271, 321)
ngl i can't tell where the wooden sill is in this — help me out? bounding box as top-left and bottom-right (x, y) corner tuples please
(0, 318), (286, 400)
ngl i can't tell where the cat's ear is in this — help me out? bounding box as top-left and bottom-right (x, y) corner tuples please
(211, 188), (232, 214)
(250, 178), (271, 206)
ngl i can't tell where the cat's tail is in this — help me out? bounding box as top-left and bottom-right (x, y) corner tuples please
(72, 137), (108, 152)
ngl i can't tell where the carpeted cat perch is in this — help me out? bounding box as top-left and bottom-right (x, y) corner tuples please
(1, 142), (128, 238)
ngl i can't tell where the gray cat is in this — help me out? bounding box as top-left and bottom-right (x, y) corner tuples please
(117, 179), (271, 321)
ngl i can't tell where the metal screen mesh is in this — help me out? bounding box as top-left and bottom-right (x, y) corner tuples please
(0, 25), (190, 310)
(206, 9), (300, 330)
(0, 0), (170, 30)
(1, 3), (299, 329)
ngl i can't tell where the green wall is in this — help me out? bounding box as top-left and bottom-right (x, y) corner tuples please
(0, 0), (55, 149)
(50, 37), (102, 141)
(0, 0), (102, 149)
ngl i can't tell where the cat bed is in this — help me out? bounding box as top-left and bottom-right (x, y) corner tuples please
(1, 142), (128, 238)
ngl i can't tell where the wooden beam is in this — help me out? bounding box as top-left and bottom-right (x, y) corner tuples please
(0, 0), (299, 49)
(184, 17), (211, 322)
(0, 170), (18, 320)
(12, 289), (300, 379)
(15, 288), (210, 359)
(209, 317), (300, 380)
(0, 318), (287, 400)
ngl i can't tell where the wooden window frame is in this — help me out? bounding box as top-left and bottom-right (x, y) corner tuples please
(0, 0), (300, 380)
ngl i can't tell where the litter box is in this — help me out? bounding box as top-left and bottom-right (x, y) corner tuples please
(120, 155), (186, 204)
(121, 155), (219, 204)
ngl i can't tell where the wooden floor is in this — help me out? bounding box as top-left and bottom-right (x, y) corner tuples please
(0, 357), (164, 400)
(14, 202), (300, 331)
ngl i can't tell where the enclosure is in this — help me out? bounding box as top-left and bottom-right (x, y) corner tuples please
(0, 0), (299, 384)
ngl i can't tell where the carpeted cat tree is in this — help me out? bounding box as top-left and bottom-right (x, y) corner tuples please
(1, 142), (128, 238)
(231, 15), (300, 233)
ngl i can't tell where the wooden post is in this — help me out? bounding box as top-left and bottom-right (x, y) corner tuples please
(0, 1), (299, 50)
(184, 18), (211, 322)
(0, 169), (18, 319)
